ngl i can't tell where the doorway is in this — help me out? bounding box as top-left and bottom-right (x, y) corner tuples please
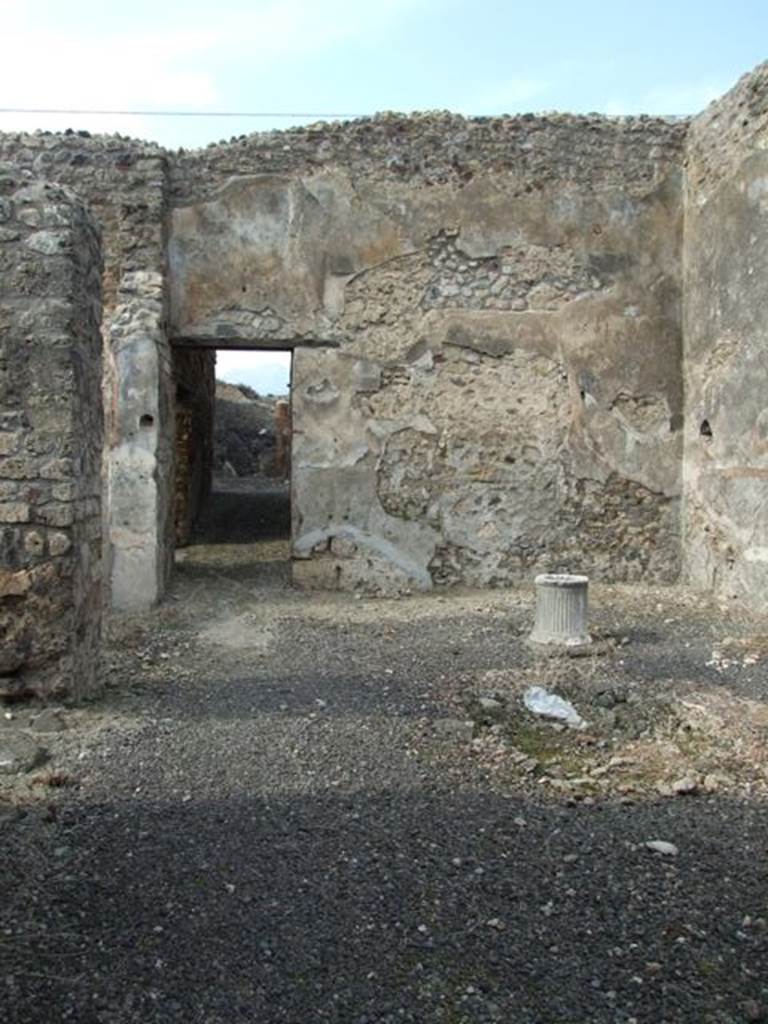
(173, 347), (293, 581)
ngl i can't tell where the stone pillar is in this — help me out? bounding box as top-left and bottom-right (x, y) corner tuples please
(0, 182), (103, 699)
(529, 573), (590, 648)
(107, 271), (174, 611)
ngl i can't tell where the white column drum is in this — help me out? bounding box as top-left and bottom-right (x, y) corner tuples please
(529, 573), (591, 647)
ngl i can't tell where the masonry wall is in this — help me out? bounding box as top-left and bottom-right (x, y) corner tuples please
(14, 94), (765, 606)
(683, 63), (768, 609)
(0, 182), (103, 698)
(169, 114), (687, 593)
(0, 132), (174, 611)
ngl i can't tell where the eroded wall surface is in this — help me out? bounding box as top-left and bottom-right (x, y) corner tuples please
(0, 133), (174, 611)
(683, 64), (768, 607)
(170, 114), (686, 592)
(0, 183), (103, 698)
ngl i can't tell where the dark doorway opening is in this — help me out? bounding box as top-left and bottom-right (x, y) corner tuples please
(173, 347), (292, 578)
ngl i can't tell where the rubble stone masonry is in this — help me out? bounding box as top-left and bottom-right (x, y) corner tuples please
(0, 182), (103, 698)
(0, 60), (767, 644)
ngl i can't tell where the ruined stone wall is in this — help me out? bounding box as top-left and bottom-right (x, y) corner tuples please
(169, 113), (687, 593)
(4, 70), (768, 608)
(0, 132), (174, 611)
(173, 347), (215, 546)
(0, 107), (709, 603)
(683, 63), (768, 609)
(0, 182), (103, 698)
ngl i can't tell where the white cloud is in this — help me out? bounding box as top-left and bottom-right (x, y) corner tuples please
(0, 17), (219, 140)
(0, 0), (424, 142)
(0, 28), (217, 108)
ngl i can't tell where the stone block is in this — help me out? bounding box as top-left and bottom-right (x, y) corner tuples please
(0, 459), (35, 480)
(25, 229), (71, 255)
(0, 432), (19, 455)
(48, 531), (71, 556)
(0, 502), (30, 523)
(0, 647), (25, 674)
(51, 482), (76, 501)
(292, 558), (342, 590)
(0, 567), (33, 596)
(0, 732), (45, 775)
(35, 504), (74, 527)
(23, 530), (44, 556)
(330, 535), (357, 558)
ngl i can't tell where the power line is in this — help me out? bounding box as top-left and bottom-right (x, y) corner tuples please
(0, 106), (366, 119)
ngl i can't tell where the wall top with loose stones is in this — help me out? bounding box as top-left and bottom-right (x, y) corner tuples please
(0, 106), (689, 210)
(0, 132), (166, 312)
(170, 110), (689, 204)
(686, 60), (768, 200)
(0, 131), (164, 195)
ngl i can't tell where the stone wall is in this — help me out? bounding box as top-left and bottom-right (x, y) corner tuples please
(3, 65), (767, 609)
(0, 132), (173, 611)
(0, 182), (103, 698)
(169, 113), (686, 592)
(683, 63), (768, 607)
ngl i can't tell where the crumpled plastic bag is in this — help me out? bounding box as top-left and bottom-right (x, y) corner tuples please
(523, 686), (587, 729)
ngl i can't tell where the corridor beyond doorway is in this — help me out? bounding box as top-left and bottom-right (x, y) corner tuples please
(173, 347), (292, 581)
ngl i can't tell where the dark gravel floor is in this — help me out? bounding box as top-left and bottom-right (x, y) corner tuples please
(3, 487), (768, 1023)
(193, 477), (291, 545)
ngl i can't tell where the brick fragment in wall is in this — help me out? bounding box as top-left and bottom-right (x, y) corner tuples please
(0, 432), (20, 455)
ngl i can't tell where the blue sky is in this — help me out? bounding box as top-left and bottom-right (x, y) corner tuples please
(1, 0), (764, 391)
(216, 350), (291, 395)
(2, 0), (764, 148)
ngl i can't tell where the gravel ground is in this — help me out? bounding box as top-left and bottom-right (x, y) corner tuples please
(3, 494), (768, 1023)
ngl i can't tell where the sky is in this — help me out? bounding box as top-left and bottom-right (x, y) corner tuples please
(1, 0), (765, 391)
(216, 350), (290, 395)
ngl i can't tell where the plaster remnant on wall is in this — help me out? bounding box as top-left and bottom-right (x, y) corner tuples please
(683, 61), (768, 608)
(107, 269), (173, 612)
(163, 111), (684, 596)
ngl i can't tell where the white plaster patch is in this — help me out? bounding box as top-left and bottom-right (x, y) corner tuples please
(743, 547), (768, 564)
(746, 175), (768, 201)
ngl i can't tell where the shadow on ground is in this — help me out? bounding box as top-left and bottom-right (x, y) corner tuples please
(4, 786), (768, 1024)
(6, 539), (768, 1023)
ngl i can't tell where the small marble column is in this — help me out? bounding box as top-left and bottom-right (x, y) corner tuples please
(529, 573), (591, 647)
